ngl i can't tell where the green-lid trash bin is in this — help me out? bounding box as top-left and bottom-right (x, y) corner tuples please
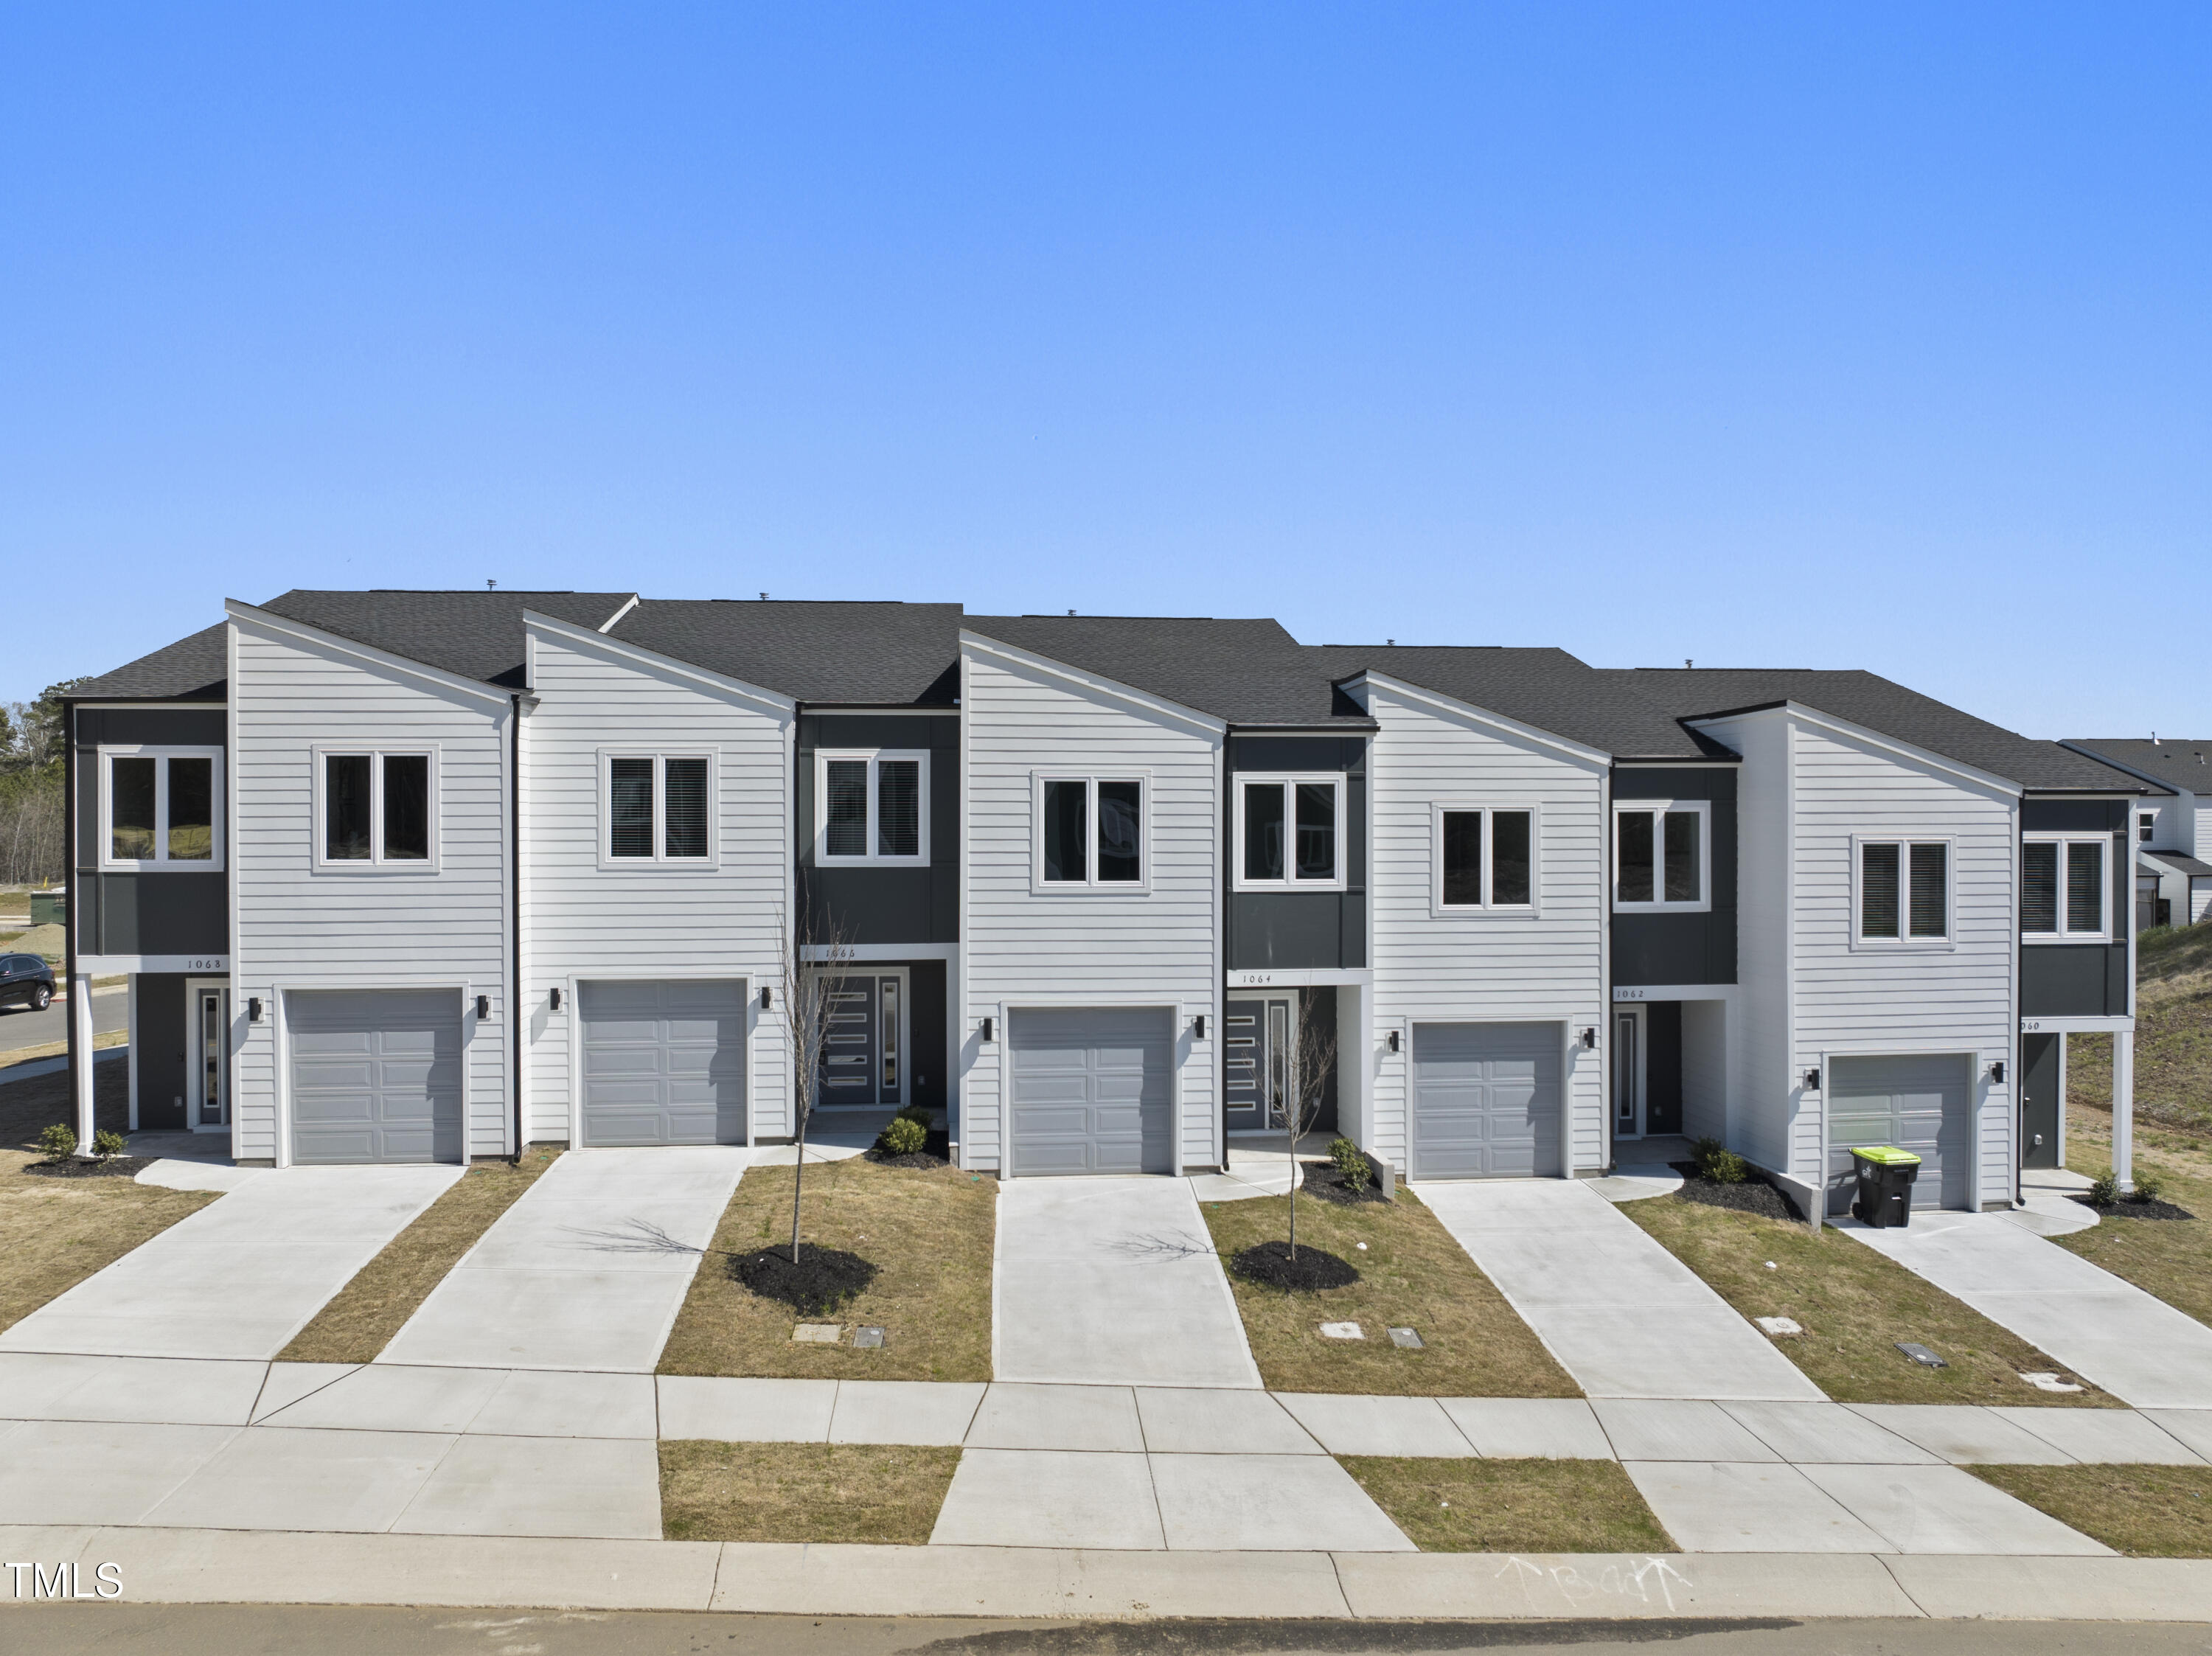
(1851, 1145), (1921, 1228)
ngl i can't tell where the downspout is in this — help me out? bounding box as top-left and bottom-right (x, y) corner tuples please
(2011, 796), (2024, 1211)
(510, 692), (524, 1163)
(63, 699), (86, 1153)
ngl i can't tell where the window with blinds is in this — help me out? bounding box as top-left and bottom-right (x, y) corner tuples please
(2023, 835), (2108, 939)
(815, 751), (931, 866)
(604, 754), (714, 863)
(1859, 839), (1947, 942)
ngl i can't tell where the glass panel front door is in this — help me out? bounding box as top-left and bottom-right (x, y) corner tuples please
(1613, 1011), (1641, 1138)
(813, 972), (907, 1107)
(195, 988), (229, 1129)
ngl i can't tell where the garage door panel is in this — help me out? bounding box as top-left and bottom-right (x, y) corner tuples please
(1826, 1054), (1972, 1215)
(578, 979), (746, 1147)
(289, 989), (465, 1166)
(1008, 1008), (1173, 1176)
(1412, 1022), (1562, 1180)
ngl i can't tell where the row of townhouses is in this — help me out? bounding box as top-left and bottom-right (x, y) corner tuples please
(60, 591), (2166, 1217)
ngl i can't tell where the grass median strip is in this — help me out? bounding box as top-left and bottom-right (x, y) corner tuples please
(1620, 1192), (2114, 1406)
(2060, 1104), (2212, 1329)
(660, 1441), (960, 1543)
(1970, 1464), (2212, 1557)
(658, 1154), (995, 1382)
(1200, 1183), (1579, 1397)
(279, 1147), (561, 1363)
(1342, 1456), (1674, 1554)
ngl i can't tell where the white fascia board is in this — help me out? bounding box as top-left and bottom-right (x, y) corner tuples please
(225, 601), (514, 709)
(1691, 701), (2023, 799)
(1345, 670), (1611, 768)
(524, 610), (796, 716)
(959, 631), (1226, 737)
(598, 594), (641, 632)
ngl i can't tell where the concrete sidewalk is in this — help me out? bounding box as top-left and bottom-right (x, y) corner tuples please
(994, 1177), (1262, 1388)
(378, 1146), (746, 1373)
(1843, 1209), (2212, 1408)
(1416, 1180), (1826, 1401)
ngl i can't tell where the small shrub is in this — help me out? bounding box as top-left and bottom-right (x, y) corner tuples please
(2130, 1170), (2165, 1204)
(895, 1104), (932, 1127)
(2088, 1171), (2121, 1207)
(91, 1130), (128, 1161)
(1692, 1136), (1750, 1185)
(877, 1116), (927, 1156)
(37, 1123), (77, 1162)
(1329, 1137), (1372, 1192)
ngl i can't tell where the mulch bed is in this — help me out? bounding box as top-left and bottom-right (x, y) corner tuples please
(2075, 1197), (2197, 1222)
(731, 1245), (880, 1316)
(1297, 1160), (1391, 1206)
(22, 1156), (155, 1180)
(865, 1130), (951, 1170)
(1230, 1239), (1361, 1291)
(1669, 1161), (1802, 1222)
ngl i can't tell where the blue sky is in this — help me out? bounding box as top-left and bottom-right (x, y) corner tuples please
(4, 4), (2205, 737)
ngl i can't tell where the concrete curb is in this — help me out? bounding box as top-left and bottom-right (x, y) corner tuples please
(4, 1527), (2210, 1618)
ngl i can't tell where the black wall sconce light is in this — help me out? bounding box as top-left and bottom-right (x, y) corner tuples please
(759, 986), (772, 1010)
(549, 987), (562, 1012)
(248, 997), (263, 1023)
(1386, 1029), (1400, 1054)
(1804, 1068), (1821, 1090)
(1192, 1015), (1207, 1040)
(981, 1016), (995, 1043)
(1579, 1026), (1597, 1049)
(476, 995), (490, 1020)
(1990, 1060), (2006, 1085)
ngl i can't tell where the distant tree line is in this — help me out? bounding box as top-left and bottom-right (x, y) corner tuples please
(0, 680), (85, 887)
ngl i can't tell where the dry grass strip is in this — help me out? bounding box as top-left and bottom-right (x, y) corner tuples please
(1972, 1463), (2212, 1557)
(660, 1441), (961, 1544)
(1341, 1456), (1674, 1554)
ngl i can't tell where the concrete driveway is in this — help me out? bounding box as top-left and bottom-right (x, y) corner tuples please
(377, 1146), (746, 1373)
(995, 1177), (1262, 1388)
(1416, 1180), (1825, 1401)
(0, 1165), (462, 1360)
(1843, 1209), (2212, 1408)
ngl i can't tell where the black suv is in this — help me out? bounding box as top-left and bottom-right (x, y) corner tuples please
(0, 954), (55, 1012)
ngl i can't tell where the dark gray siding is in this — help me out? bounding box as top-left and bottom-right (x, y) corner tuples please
(908, 959), (947, 1110)
(135, 972), (189, 1130)
(1610, 767), (1737, 986)
(1644, 998), (1682, 1135)
(2020, 796), (2131, 1017)
(797, 713), (959, 944)
(71, 705), (230, 959)
(1224, 735), (1368, 972)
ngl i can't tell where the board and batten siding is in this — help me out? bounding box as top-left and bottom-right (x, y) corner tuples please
(228, 610), (512, 1164)
(519, 621), (794, 1144)
(1353, 679), (1608, 1177)
(958, 641), (1222, 1174)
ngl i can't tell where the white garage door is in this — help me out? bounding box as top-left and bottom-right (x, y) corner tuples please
(578, 979), (748, 1147)
(1008, 1007), (1174, 1175)
(1826, 1053), (1972, 1214)
(289, 989), (465, 1165)
(1412, 1021), (1563, 1179)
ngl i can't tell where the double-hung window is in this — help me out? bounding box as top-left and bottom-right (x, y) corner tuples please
(1235, 775), (1345, 890)
(101, 747), (224, 872)
(1431, 804), (1537, 913)
(600, 751), (714, 866)
(1857, 838), (1949, 944)
(315, 748), (436, 869)
(1034, 774), (1147, 891)
(2022, 835), (2109, 941)
(815, 751), (928, 867)
(1613, 801), (1709, 911)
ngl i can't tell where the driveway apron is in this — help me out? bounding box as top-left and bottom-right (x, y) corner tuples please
(377, 1147), (745, 1373)
(1416, 1180), (1824, 1401)
(1843, 1209), (2212, 1408)
(995, 1177), (1262, 1388)
(0, 1165), (462, 1360)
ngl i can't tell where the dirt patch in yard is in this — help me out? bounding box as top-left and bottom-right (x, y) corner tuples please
(660, 1441), (959, 1544)
(1971, 1464), (2212, 1557)
(1200, 1186), (1578, 1398)
(1620, 1194), (2114, 1406)
(731, 1245), (878, 1316)
(1342, 1457), (1674, 1554)
(279, 1147), (562, 1363)
(658, 1155), (994, 1382)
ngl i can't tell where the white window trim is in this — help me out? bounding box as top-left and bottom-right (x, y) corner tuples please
(1030, 770), (1154, 894)
(596, 748), (720, 869)
(311, 746), (443, 872)
(1850, 834), (1954, 950)
(1610, 799), (1713, 914)
(813, 749), (931, 868)
(1233, 773), (1348, 891)
(99, 745), (226, 873)
(2023, 832), (2114, 944)
(1427, 801), (1543, 918)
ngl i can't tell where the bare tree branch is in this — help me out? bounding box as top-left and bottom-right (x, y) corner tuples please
(779, 906), (855, 1264)
(1276, 991), (1338, 1262)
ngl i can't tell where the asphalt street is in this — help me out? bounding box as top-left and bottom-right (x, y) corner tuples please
(0, 986), (128, 1057)
(2, 1611), (2208, 1656)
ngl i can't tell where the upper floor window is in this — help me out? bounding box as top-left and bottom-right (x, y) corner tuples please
(1034, 773), (1147, 891)
(815, 751), (928, 867)
(2023, 835), (2107, 941)
(1857, 837), (1948, 945)
(317, 748), (437, 869)
(101, 747), (223, 872)
(1613, 801), (1709, 912)
(1236, 775), (1345, 890)
(601, 751), (714, 866)
(2139, 813), (2155, 843)
(1430, 804), (1537, 914)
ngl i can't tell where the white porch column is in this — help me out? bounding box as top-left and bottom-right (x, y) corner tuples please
(72, 973), (97, 1156)
(2112, 1027), (2135, 1193)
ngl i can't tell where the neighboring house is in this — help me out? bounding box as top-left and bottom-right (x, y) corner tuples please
(59, 592), (2158, 1207)
(2061, 738), (2212, 931)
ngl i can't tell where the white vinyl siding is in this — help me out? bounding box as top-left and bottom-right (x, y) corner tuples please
(228, 613), (512, 1165)
(522, 622), (790, 1146)
(1699, 710), (1792, 1174)
(959, 643), (1221, 1174)
(1356, 680), (1606, 1178)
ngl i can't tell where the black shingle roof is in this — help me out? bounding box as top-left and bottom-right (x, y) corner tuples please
(1613, 669), (2148, 792)
(257, 590), (636, 688)
(608, 600), (964, 705)
(2060, 739), (2208, 797)
(964, 615), (1365, 726)
(70, 625), (230, 700)
(1310, 647), (1714, 758)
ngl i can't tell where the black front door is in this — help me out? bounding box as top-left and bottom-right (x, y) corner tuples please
(2020, 1032), (2060, 1171)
